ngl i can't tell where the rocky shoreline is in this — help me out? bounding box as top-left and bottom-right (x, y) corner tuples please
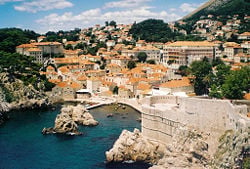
(106, 127), (250, 169)
(42, 104), (98, 135)
(0, 98), (53, 125)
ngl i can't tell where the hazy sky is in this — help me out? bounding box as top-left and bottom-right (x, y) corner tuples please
(0, 0), (206, 33)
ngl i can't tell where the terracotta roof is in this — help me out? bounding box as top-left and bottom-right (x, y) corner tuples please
(167, 41), (215, 47)
(58, 66), (70, 73)
(66, 41), (79, 45)
(47, 66), (55, 70)
(31, 42), (61, 46)
(70, 81), (81, 89)
(57, 81), (68, 88)
(137, 83), (151, 90)
(49, 79), (61, 84)
(27, 47), (42, 52)
(244, 93), (250, 100)
(240, 32), (250, 36)
(77, 75), (87, 81)
(107, 63), (121, 68)
(160, 77), (192, 88)
(16, 44), (37, 48)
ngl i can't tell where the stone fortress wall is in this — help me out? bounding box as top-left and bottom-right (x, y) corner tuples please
(141, 95), (250, 145)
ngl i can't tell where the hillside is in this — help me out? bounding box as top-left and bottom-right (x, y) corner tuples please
(0, 28), (39, 53)
(129, 19), (180, 43)
(0, 28), (54, 107)
(183, 0), (250, 22)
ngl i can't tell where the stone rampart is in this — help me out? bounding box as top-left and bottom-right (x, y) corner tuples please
(141, 96), (250, 145)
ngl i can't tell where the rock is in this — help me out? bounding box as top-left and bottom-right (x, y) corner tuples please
(42, 104), (98, 135)
(151, 126), (211, 169)
(62, 104), (99, 126)
(53, 112), (79, 133)
(105, 128), (166, 164)
(211, 128), (250, 168)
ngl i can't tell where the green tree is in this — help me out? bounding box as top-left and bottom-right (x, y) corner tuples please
(137, 52), (148, 63)
(209, 84), (223, 99)
(178, 65), (189, 76)
(212, 57), (224, 67)
(113, 86), (119, 94)
(129, 19), (179, 42)
(109, 20), (117, 27)
(65, 44), (73, 50)
(222, 66), (250, 99)
(127, 60), (136, 69)
(146, 59), (156, 64)
(189, 59), (212, 95)
(209, 64), (231, 98)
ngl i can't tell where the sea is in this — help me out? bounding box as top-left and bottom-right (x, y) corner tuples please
(0, 104), (151, 169)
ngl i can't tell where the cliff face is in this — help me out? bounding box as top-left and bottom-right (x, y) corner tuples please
(211, 128), (250, 168)
(106, 126), (250, 168)
(0, 72), (51, 124)
(0, 73), (46, 103)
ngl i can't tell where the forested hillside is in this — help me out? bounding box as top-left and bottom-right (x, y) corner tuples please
(129, 19), (180, 43)
(0, 28), (39, 53)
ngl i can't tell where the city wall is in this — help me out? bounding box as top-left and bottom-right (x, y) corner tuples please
(141, 96), (250, 145)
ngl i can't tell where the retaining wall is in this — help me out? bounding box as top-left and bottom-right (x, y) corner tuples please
(141, 96), (250, 144)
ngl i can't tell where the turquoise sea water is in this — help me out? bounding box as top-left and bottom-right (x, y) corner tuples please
(0, 105), (151, 169)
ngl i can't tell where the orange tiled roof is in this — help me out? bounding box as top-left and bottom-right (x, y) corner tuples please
(31, 42), (61, 46)
(244, 93), (250, 100)
(167, 41), (215, 47)
(137, 83), (151, 90)
(16, 44), (37, 48)
(240, 32), (250, 36)
(58, 66), (70, 73)
(160, 77), (191, 88)
(70, 81), (81, 89)
(47, 66), (55, 70)
(57, 81), (68, 88)
(27, 47), (42, 52)
(77, 75), (87, 81)
(49, 79), (61, 84)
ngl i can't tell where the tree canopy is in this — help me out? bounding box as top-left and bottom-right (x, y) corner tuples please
(189, 58), (212, 95)
(129, 19), (180, 43)
(0, 28), (39, 53)
(127, 60), (136, 69)
(137, 52), (148, 63)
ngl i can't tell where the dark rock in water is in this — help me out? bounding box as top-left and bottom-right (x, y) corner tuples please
(0, 111), (10, 125)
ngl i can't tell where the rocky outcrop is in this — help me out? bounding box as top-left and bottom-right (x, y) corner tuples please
(0, 73), (51, 116)
(106, 127), (211, 168)
(211, 127), (250, 168)
(107, 125), (250, 168)
(42, 105), (98, 135)
(105, 129), (166, 164)
(151, 127), (211, 169)
(10, 98), (51, 111)
(61, 105), (99, 126)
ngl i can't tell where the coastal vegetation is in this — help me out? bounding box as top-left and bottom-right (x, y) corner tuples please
(188, 58), (250, 99)
(0, 28), (54, 103)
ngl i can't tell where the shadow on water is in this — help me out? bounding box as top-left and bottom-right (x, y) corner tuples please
(0, 104), (149, 169)
(92, 161), (152, 169)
